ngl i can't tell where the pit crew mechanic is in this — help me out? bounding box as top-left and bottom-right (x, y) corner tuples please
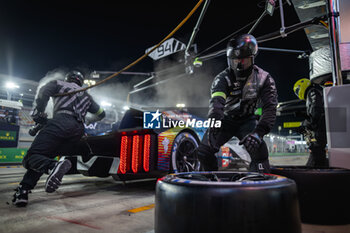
(197, 34), (278, 172)
(12, 71), (106, 207)
(293, 78), (329, 167)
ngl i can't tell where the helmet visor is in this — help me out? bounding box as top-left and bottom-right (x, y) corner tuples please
(229, 57), (253, 71)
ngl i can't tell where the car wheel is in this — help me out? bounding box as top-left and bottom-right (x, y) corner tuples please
(270, 166), (350, 225)
(155, 171), (301, 233)
(170, 132), (200, 173)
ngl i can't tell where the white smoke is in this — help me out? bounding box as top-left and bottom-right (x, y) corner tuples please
(129, 59), (217, 108)
(34, 69), (66, 118)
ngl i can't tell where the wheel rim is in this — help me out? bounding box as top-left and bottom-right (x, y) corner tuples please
(175, 138), (199, 172)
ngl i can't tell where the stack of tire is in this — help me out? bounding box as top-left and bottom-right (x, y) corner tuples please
(155, 171), (301, 233)
(270, 166), (350, 225)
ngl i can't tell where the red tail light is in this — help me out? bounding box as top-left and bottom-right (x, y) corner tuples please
(143, 134), (151, 172)
(120, 136), (129, 174)
(119, 132), (153, 174)
(132, 135), (143, 173)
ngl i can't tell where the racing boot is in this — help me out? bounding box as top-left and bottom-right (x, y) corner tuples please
(197, 143), (218, 171)
(45, 159), (72, 193)
(12, 185), (31, 207)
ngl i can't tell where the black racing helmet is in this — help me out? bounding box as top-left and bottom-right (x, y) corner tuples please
(227, 34), (258, 59)
(227, 34), (258, 80)
(65, 70), (84, 86)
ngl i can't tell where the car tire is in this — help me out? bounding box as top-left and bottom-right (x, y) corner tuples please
(270, 166), (350, 225)
(170, 132), (200, 173)
(155, 171), (301, 233)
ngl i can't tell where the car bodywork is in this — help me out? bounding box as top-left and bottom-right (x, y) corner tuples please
(62, 108), (249, 180)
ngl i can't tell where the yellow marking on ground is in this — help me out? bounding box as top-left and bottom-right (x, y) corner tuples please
(0, 166), (22, 168)
(8, 182), (19, 185)
(127, 204), (155, 213)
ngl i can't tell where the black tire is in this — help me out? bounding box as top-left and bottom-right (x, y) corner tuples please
(270, 166), (350, 225)
(155, 171), (301, 233)
(170, 132), (200, 173)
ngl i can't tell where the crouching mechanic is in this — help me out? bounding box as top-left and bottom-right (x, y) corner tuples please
(197, 34), (278, 173)
(13, 70), (105, 207)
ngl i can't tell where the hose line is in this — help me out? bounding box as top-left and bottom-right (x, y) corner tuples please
(56, 0), (204, 96)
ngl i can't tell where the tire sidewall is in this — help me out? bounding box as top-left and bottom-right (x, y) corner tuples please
(156, 172), (301, 233)
(171, 132), (200, 173)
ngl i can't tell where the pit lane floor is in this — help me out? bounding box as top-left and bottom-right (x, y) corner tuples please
(1, 155), (349, 233)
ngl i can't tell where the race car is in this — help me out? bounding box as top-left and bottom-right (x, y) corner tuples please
(61, 108), (250, 181)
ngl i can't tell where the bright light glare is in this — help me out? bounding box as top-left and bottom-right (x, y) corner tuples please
(5, 82), (20, 89)
(101, 101), (112, 107)
(123, 106), (130, 110)
(84, 79), (96, 86)
(176, 103), (186, 108)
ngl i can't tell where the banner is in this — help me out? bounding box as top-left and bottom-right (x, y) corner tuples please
(0, 122), (19, 148)
(0, 148), (27, 163)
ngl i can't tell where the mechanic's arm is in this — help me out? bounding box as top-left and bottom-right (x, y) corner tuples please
(254, 75), (278, 138)
(35, 80), (59, 112)
(208, 75), (229, 120)
(87, 98), (105, 122)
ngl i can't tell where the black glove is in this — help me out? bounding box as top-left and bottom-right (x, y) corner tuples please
(239, 133), (262, 154)
(208, 127), (220, 151)
(31, 111), (48, 124)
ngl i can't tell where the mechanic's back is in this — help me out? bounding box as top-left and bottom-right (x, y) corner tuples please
(12, 70), (105, 207)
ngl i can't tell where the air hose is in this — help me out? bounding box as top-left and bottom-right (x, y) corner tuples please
(56, 0), (204, 97)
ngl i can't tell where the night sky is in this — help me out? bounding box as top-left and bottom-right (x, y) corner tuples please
(0, 0), (312, 102)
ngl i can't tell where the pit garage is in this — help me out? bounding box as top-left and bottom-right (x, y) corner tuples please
(1, 0), (350, 233)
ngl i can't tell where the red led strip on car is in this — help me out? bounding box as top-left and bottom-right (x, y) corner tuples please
(120, 136), (129, 174)
(132, 135), (142, 173)
(143, 134), (151, 172)
(119, 133), (152, 174)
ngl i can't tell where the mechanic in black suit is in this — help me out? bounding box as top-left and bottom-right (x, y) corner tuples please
(197, 34), (278, 173)
(13, 71), (105, 207)
(293, 78), (329, 167)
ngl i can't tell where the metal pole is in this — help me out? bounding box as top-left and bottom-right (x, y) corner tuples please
(185, 0), (211, 56)
(133, 75), (156, 89)
(129, 73), (188, 95)
(196, 47), (307, 62)
(326, 0), (343, 85)
(260, 47), (306, 54)
(93, 71), (153, 76)
(278, 0), (287, 37)
(248, 11), (267, 35)
(185, 0), (211, 74)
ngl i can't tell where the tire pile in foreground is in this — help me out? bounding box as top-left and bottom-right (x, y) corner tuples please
(155, 171), (301, 233)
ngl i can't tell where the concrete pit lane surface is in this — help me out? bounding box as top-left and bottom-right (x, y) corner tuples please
(1, 155), (350, 233)
(0, 167), (156, 233)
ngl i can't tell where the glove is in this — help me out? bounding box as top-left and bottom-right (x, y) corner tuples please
(239, 133), (262, 154)
(31, 111), (48, 124)
(208, 127), (220, 151)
